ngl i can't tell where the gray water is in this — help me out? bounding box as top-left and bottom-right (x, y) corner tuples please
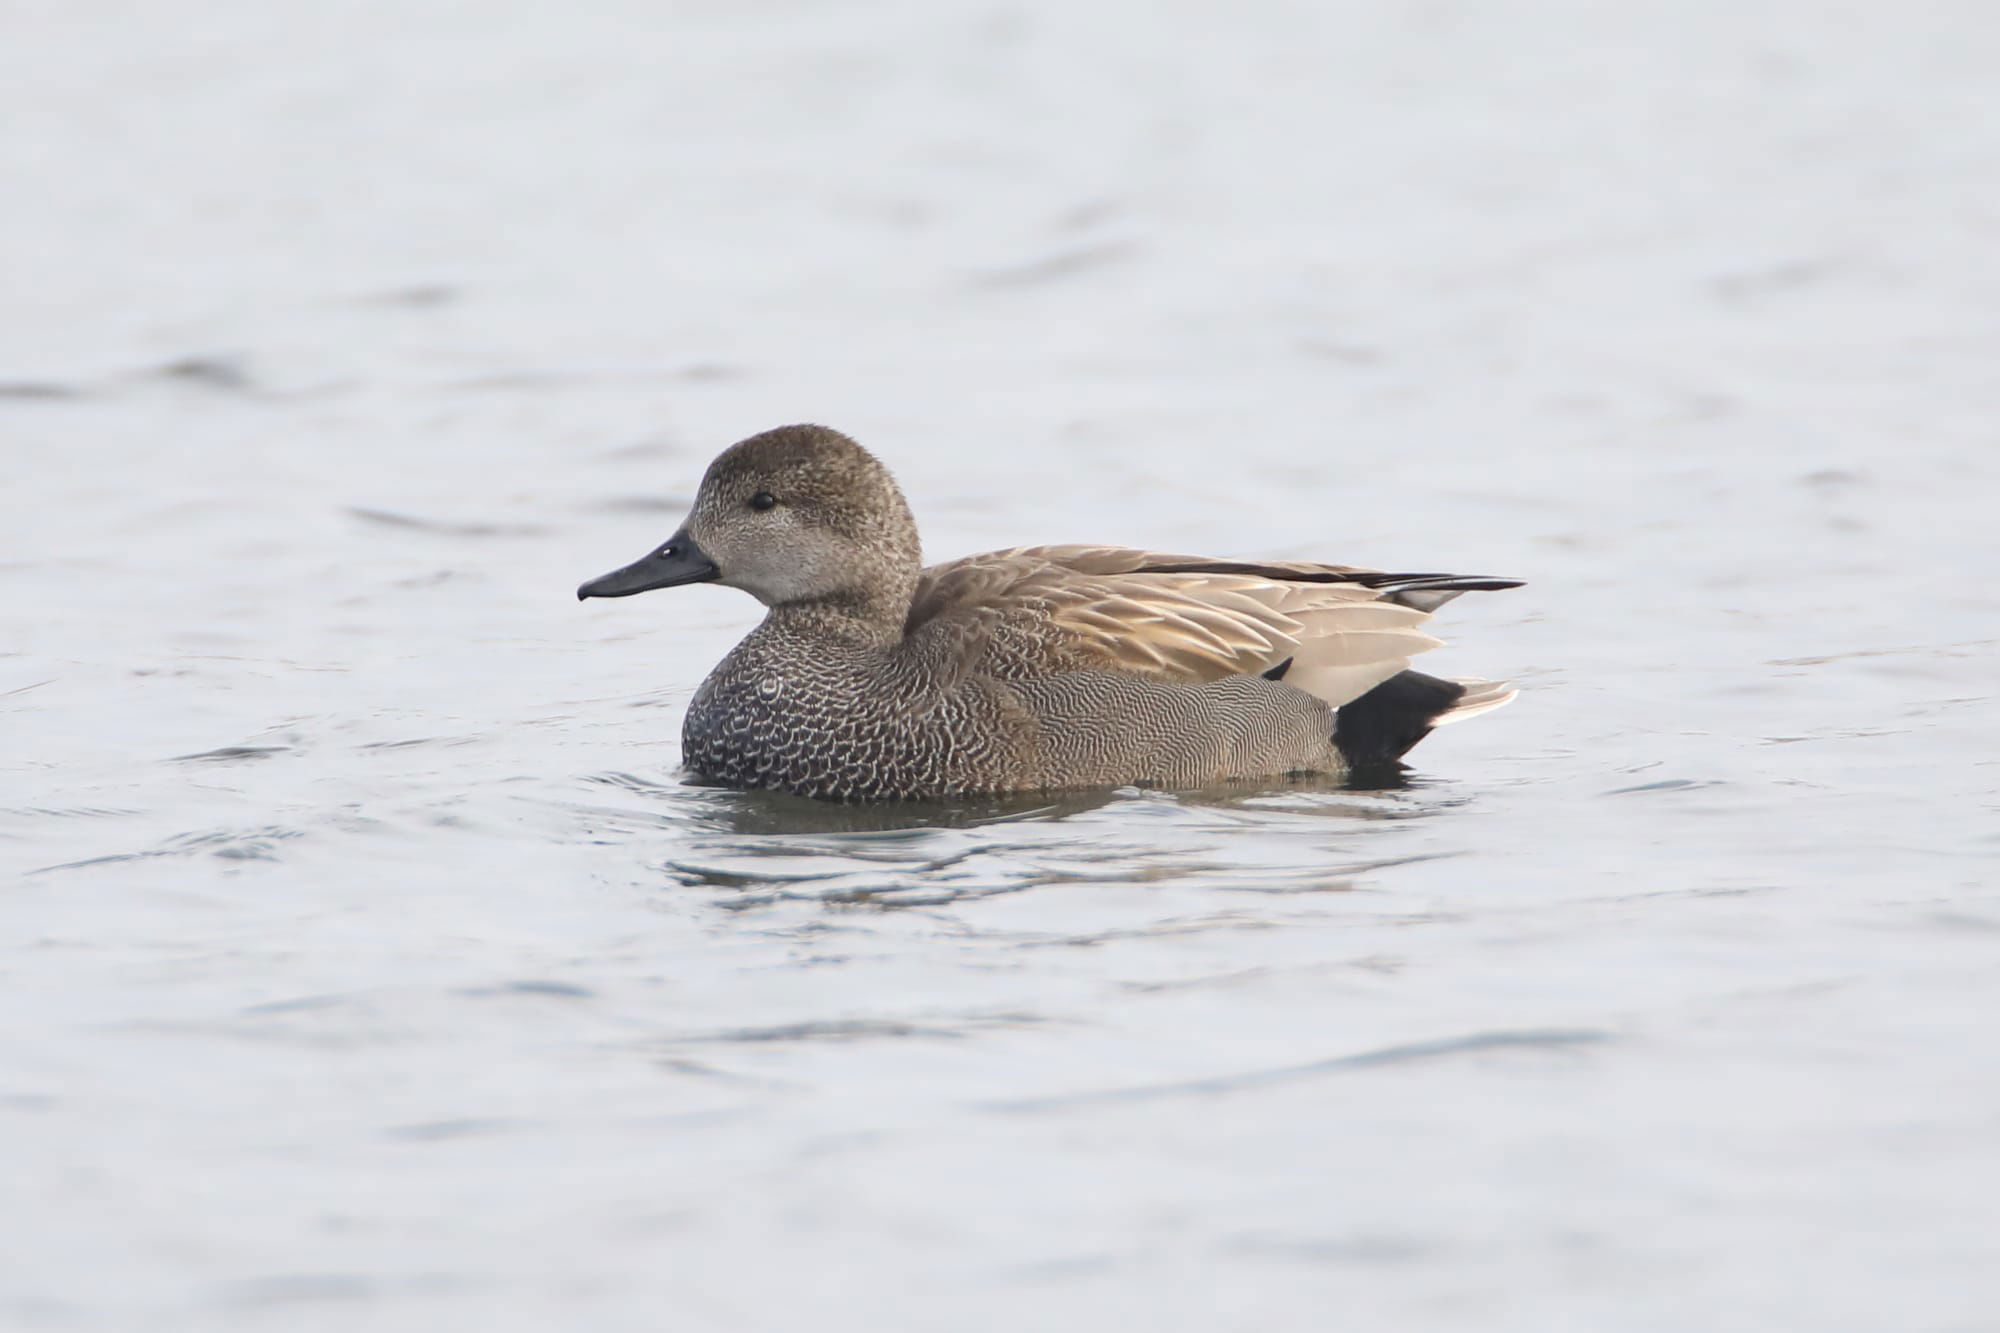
(6, 2), (1999, 1329)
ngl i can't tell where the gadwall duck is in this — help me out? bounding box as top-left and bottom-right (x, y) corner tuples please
(579, 424), (1519, 802)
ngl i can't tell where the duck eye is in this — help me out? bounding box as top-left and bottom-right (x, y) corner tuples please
(748, 492), (777, 511)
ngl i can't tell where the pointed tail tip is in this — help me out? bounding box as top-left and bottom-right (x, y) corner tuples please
(1432, 677), (1518, 726)
(1334, 671), (1518, 770)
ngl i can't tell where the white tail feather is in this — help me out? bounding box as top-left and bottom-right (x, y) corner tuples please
(1430, 677), (1517, 726)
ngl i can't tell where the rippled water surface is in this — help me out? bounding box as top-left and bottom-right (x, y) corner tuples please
(7, 2), (2000, 1329)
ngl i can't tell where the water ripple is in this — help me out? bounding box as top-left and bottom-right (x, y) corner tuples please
(562, 772), (1472, 912)
(986, 1028), (1614, 1112)
(31, 825), (304, 874)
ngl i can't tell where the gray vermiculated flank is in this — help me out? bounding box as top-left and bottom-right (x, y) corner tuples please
(680, 631), (1338, 802)
(583, 425), (1517, 802)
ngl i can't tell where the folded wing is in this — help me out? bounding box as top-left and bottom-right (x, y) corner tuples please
(908, 544), (1520, 709)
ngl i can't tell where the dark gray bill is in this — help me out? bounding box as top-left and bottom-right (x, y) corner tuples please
(576, 531), (719, 599)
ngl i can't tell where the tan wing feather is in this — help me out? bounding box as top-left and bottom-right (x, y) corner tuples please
(910, 546), (1457, 707)
(983, 544), (1385, 580)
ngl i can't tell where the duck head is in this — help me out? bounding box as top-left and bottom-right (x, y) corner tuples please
(577, 424), (923, 615)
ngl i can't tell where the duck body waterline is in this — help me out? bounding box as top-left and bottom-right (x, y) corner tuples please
(579, 425), (1520, 803)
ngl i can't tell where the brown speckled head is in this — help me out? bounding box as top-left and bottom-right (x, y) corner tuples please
(684, 425), (923, 615)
